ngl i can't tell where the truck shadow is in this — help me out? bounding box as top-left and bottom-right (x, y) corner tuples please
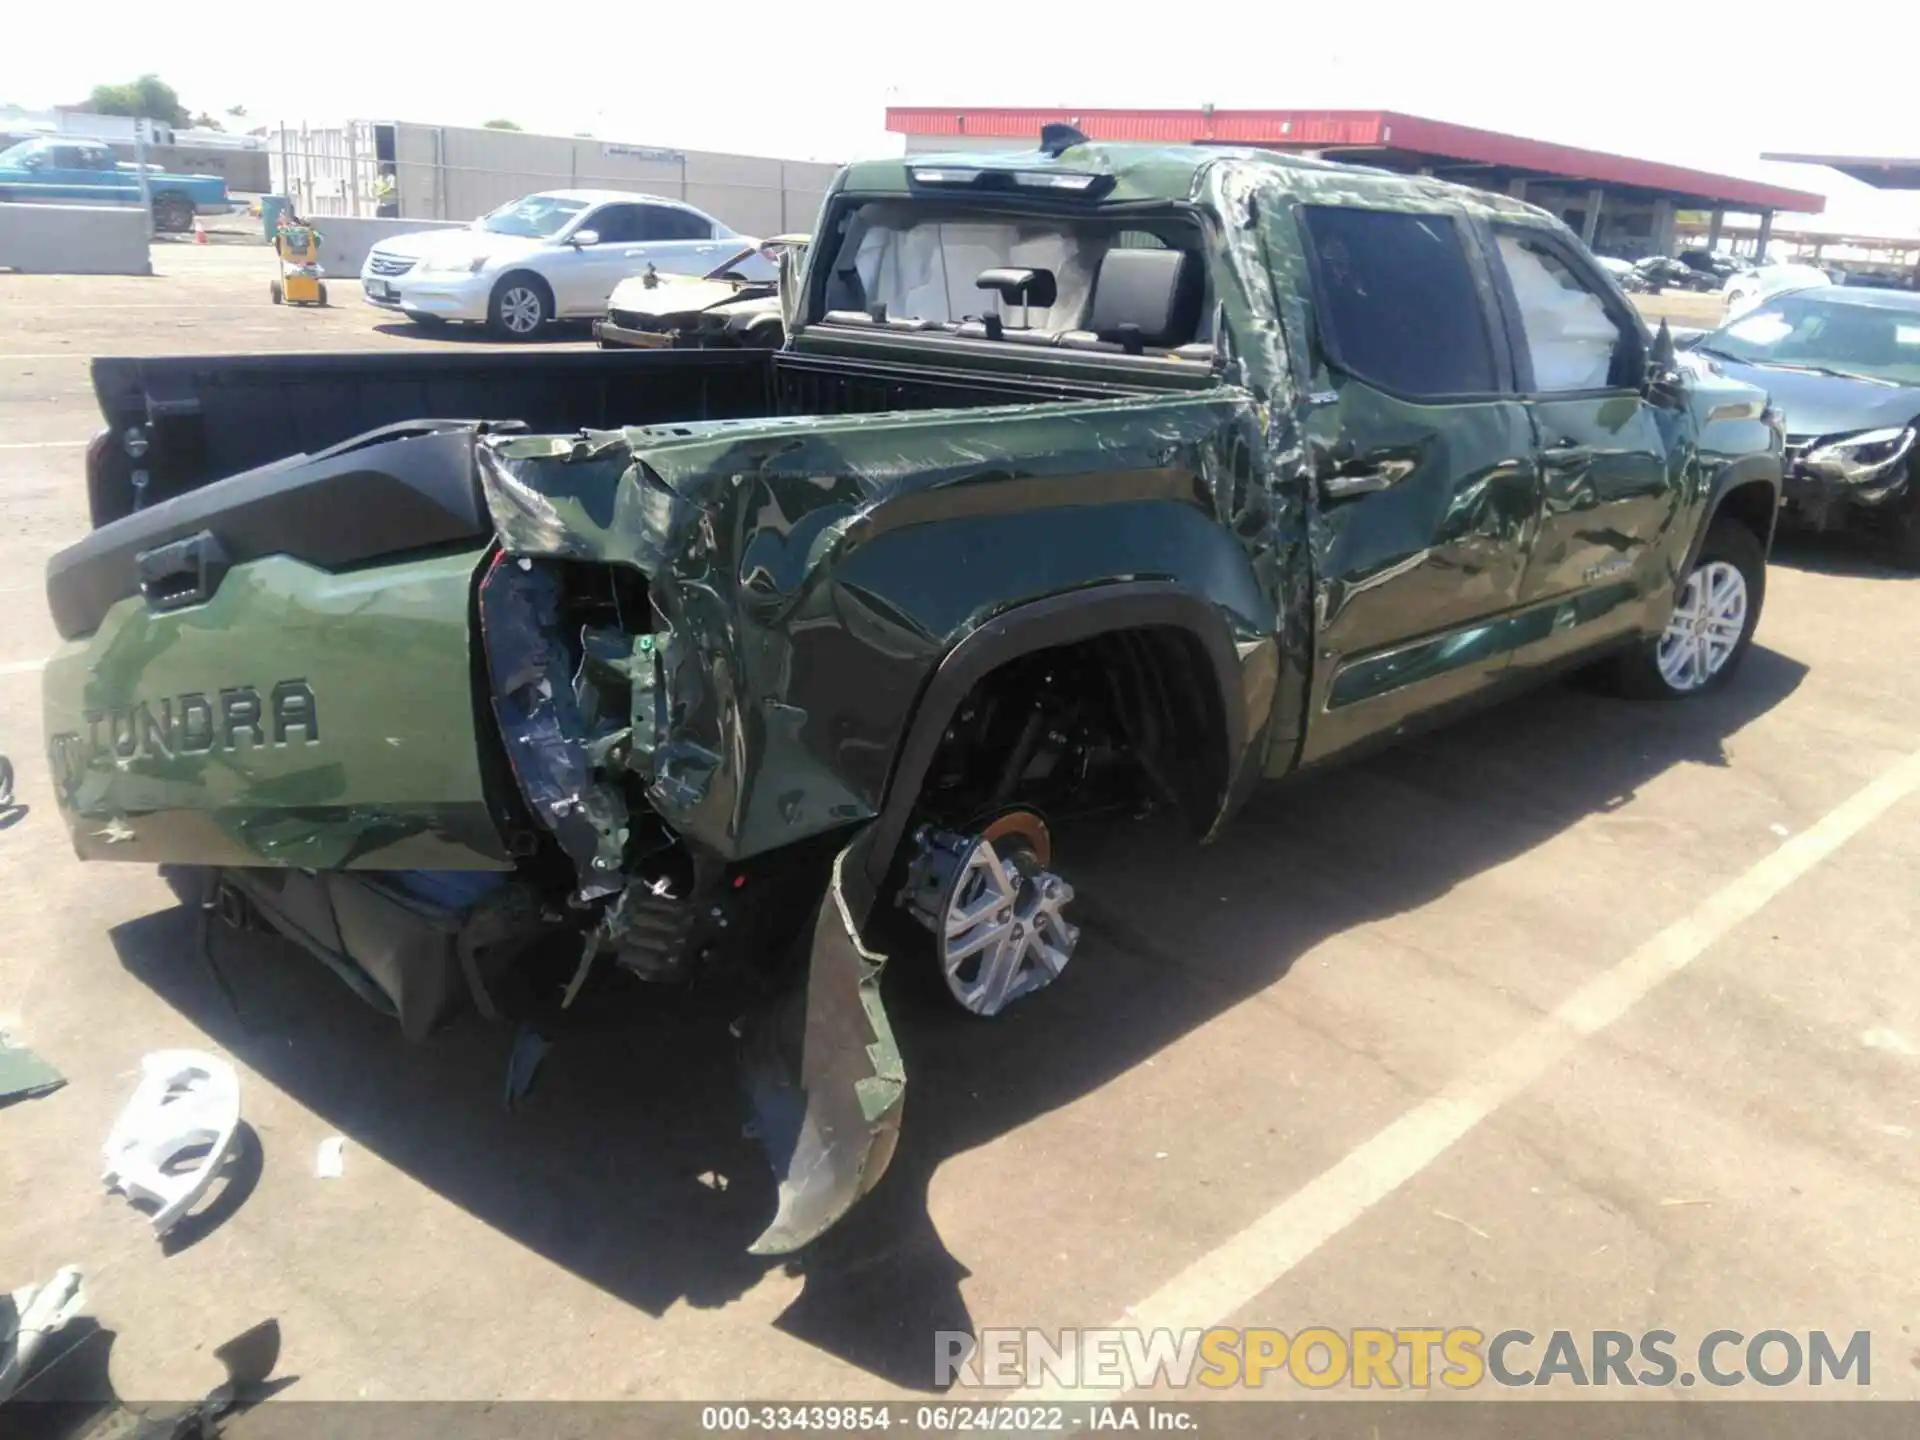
(111, 645), (1805, 1391)
(1768, 529), (1918, 582)
(371, 319), (600, 347)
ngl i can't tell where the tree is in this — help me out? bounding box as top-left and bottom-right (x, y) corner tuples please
(192, 112), (224, 131)
(83, 75), (189, 128)
(226, 104), (247, 119)
(482, 119), (522, 131)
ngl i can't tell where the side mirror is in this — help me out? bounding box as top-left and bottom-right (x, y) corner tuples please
(570, 229), (600, 248)
(1643, 320), (1682, 398)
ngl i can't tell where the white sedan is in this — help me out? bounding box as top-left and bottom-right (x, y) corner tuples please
(360, 190), (739, 338)
(1721, 263), (1833, 322)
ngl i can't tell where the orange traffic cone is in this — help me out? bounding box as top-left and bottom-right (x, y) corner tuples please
(192, 218), (209, 245)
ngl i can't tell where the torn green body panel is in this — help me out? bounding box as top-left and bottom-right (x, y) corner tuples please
(42, 548), (508, 869)
(743, 828), (903, 1255)
(478, 393), (1287, 865)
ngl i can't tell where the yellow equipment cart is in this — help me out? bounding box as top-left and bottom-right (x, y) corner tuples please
(270, 222), (327, 307)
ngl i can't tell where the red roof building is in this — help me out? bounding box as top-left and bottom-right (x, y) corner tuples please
(886, 106), (1826, 258)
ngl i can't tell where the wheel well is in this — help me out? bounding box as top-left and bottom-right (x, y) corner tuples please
(900, 625), (1232, 843)
(491, 269), (554, 312)
(1713, 478), (1778, 552)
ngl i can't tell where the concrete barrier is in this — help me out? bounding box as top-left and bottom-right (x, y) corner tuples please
(0, 203), (151, 275)
(310, 215), (469, 277)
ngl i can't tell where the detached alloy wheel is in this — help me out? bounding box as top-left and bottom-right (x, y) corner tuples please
(489, 276), (549, 339)
(1614, 519), (1765, 699)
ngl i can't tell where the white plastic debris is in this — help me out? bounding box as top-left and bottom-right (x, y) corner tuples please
(0, 1265), (85, 1403)
(101, 1051), (241, 1237)
(315, 1136), (345, 1178)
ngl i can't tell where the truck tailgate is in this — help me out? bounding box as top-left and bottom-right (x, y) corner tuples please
(42, 545), (510, 871)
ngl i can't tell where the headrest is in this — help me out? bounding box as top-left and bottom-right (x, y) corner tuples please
(1087, 248), (1202, 350)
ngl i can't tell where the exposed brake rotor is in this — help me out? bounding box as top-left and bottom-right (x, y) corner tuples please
(897, 809), (1079, 1018)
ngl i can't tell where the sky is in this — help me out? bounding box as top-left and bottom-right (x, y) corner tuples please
(6, 0), (1919, 236)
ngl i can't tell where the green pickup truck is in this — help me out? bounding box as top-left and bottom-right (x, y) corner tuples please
(40, 128), (1783, 1252)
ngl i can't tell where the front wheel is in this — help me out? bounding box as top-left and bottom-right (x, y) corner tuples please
(1612, 519), (1765, 699)
(488, 275), (551, 339)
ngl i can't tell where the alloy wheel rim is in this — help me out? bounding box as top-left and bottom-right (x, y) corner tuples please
(500, 287), (542, 333)
(1657, 559), (1747, 691)
(938, 837), (1076, 1017)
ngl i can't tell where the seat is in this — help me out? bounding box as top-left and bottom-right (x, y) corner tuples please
(1083, 248), (1204, 351)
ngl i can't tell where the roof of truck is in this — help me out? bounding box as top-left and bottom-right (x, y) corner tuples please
(837, 141), (1548, 220)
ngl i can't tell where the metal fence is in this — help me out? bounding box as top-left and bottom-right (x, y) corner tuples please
(270, 122), (843, 241)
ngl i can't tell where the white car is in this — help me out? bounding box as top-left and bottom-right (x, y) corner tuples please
(1721, 263), (1833, 322)
(360, 190), (739, 338)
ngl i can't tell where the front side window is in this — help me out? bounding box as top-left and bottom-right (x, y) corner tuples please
(585, 205), (646, 243)
(1495, 233), (1626, 391)
(1300, 206), (1498, 399)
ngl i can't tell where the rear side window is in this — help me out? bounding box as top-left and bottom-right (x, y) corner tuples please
(1300, 206), (1498, 398)
(639, 206), (714, 241)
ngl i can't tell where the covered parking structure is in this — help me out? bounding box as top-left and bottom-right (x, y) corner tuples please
(888, 107), (1824, 260)
(1761, 153), (1920, 285)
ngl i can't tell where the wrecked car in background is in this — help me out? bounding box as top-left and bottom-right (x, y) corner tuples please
(41, 127), (1784, 1253)
(1687, 285), (1920, 564)
(597, 235), (808, 350)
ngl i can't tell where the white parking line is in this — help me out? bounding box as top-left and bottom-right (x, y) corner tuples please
(1020, 743), (1920, 1401)
(0, 658), (48, 677)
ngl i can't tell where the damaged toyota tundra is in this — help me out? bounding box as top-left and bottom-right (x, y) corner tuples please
(40, 128), (1786, 1254)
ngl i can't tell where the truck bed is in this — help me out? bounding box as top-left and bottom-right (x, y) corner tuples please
(85, 345), (1180, 526)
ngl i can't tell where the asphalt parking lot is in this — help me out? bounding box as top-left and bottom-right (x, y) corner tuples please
(2, 242), (1918, 1415)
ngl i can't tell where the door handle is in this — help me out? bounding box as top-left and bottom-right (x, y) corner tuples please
(1315, 444), (1419, 502)
(1541, 439), (1593, 469)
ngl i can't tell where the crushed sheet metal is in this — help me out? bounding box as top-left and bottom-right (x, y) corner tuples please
(0, 1264), (85, 1404)
(478, 554), (630, 901)
(101, 1050), (242, 1237)
(743, 829), (904, 1255)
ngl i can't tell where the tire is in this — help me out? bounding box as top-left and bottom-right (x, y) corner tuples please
(316, 283), (328, 308)
(152, 192), (194, 233)
(488, 273), (551, 340)
(1889, 488), (1920, 571)
(269, 280), (283, 304)
(1611, 519), (1765, 699)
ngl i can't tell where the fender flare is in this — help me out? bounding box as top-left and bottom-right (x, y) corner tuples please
(1682, 451), (1783, 583)
(860, 581), (1247, 891)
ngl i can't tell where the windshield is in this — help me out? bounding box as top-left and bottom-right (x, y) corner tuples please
(1702, 292), (1920, 387)
(0, 139), (44, 166)
(476, 194), (589, 239)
